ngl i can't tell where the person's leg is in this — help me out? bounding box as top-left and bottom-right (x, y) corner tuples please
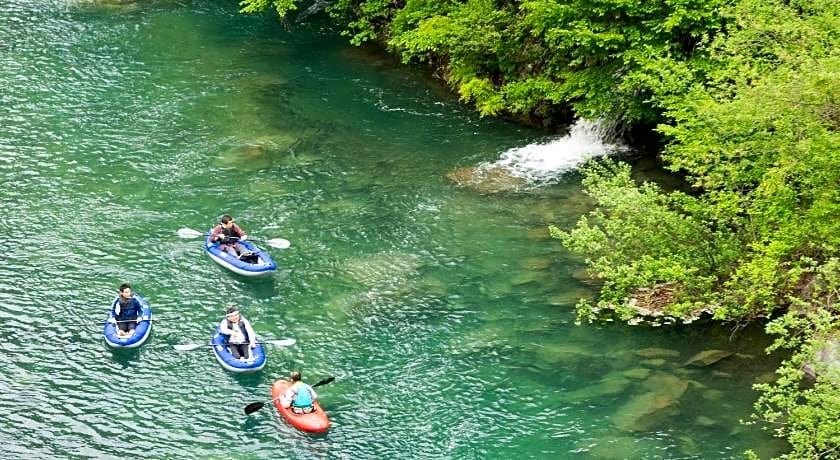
(224, 246), (239, 257)
(228, 343), (242, 359)
(117, 321), (129, 336)
(239, 344), (250, 360)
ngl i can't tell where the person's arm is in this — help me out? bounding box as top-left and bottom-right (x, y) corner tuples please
(133, 298), (143, 321)
(281, 386), (297, 408)
(110, 299), (119, 322)
(219, 318), (233, 335)
(210, 225), (223, 241)
(243, 318), (257, 347)
(309, 386), (318, 401)
(234, 224), (247, 240)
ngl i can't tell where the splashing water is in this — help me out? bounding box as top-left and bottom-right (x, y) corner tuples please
(490, 119), (624, 184)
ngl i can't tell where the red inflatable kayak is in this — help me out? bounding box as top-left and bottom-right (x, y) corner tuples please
(271, 380), (330, 433)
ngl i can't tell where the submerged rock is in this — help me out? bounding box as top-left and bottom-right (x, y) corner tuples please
(526, 226), (551, 241)
(635, 348), (681, 359)
(75, 0), (140, 12)
(583, 434), (659, 459)
(518, 257), (552, 271)
(546, 288), (592, 307)
(694, 415), (717, 427)
(337, 251), (421, 288)
(684, 349), (734, 368)
(446, 165), (527, 193)
(612, 391), (681, 432)
(510, 271), (544, 286)
(564, 374), (631, 400)
(639, 358), (668, 368)
(701, 388), (725, 401)
(642, 373), (688, 399)
(622, 367), (653, 380)
(218, 134), (300, 171)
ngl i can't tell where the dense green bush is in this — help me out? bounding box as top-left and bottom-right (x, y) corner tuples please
(554, 1), (839, 456)
(244, 0), (729, 123)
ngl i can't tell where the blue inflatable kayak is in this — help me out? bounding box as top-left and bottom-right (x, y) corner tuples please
(211, 326), (266, 373)
(204, 231), (277, 277)
(104, 294), (152, 348)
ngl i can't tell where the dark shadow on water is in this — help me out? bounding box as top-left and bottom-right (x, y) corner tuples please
(109, 345), (144, 368)
(216, 270), (286, 300)
(229, 370), (266, 389)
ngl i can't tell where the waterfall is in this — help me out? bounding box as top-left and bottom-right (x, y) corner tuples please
(489, 118), (624, 184)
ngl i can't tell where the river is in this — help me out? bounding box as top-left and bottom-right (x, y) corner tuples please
(0, 1), (785, 458)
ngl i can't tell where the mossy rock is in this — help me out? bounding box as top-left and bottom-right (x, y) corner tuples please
(635, 348), (681, 359)
(622, 367), (653, 380)
(684, 349), (734, 367)
(446, 165), (527, 193)
(518, 257), (552, 271)
(613, 391), (681, 432)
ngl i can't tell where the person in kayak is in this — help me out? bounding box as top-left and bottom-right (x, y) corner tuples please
(111, 283), (143, 337)
(219, 306), (257, 361)
(281, 371), (319, 414)
(210, 214), (250, 258)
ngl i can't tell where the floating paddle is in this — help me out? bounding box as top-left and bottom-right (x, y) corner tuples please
(173, 339), (297, 351)
(177, 227), (291, 249)
(243, 377), (336, 415)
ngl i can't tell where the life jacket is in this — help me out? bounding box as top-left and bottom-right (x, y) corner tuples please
(219, 224), (239, 241)
(113, 296), (141, 320)
(291, 381), (314, 408)
(223, 319), (250, 344)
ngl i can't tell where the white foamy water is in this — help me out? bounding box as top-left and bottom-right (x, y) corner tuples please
(490, 119), (623, 183)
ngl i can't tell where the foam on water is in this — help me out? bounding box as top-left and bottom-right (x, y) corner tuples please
(490, 119), (624, 183)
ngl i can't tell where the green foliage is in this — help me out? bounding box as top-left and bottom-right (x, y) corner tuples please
(749, 259), (840, 459)
(551, 160), (739, 319)
(239, 0), (298, 16)
(656, 0), (840, 320)
(317, 0), (729, 121)
(553, 1), (840, 456)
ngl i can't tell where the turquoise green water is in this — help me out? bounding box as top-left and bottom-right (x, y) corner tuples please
(0, 1), (786, 458)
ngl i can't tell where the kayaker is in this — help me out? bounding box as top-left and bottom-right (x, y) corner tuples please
(210, 214), (249, 258)
(111, 283), (143, 337)
(281, 371), (318, 414)
(218, 306), (257, 361)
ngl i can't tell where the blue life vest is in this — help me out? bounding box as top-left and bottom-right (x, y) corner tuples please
(113, 296), (142, 321)
(291, 382), (313, 408)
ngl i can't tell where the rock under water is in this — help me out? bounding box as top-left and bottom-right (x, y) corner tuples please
(446, 165), (527, 193)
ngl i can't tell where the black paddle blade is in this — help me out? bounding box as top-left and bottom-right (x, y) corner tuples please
(243, 402), (265, 415)
(312, 377), (335, 388)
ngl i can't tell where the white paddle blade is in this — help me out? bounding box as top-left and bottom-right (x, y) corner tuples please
(268, 339), (296, 347)
(266, 238), (291, 249)
(177, 228), (204, 239)
(174, 343), (203, 351)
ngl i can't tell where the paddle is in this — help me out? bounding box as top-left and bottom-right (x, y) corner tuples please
(109, 318), (154, 324)
(243, 377), (336, 415)
(173, 339), (297, 351)
(177, 227), (291, 249)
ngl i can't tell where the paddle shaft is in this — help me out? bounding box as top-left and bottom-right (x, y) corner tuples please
(178, 228), (289, 249)
(111, 318), (153, 324)
(175, 339), (296, 351)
